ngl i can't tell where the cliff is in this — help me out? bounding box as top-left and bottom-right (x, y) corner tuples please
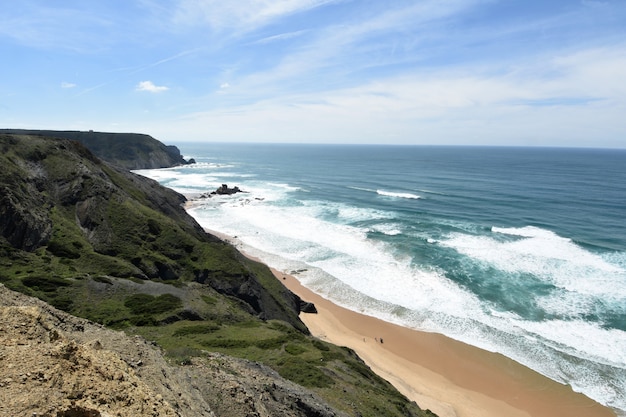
(0, 133), (304, 331)
(0, 284), (345, 417)
(0, 129), (191, 169)
(0, 133), (435, 417)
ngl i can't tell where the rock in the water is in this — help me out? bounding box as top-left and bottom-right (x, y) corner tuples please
(213, 184), (244, 195)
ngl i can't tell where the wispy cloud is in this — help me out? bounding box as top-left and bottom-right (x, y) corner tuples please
(128, 49), (201, 75)
(3, 0), (626, 147)
(152, 40), (626, 147)
(252, 30), (309, 45)
(173, 0), (341, 33)
(206, 0), (487, 101)
(0, 3), (115, 52)
(136, 81), (169, 93)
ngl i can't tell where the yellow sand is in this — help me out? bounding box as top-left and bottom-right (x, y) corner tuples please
(275, 269), (616, 417)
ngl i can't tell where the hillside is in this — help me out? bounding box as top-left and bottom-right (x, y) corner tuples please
(0, 129), (192, 169)
(0, 133), (436, 417)
(0, 283), (344, 417)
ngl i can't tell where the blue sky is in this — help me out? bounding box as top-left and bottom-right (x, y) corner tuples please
(1, 0), (626, 147)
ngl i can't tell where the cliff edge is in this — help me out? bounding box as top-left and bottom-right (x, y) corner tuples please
(0, 129), (191, 169)
(0, 284), (343, 417)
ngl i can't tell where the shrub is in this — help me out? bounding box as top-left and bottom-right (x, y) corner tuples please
(92, 276), (113, 285)
(173, 323), (220, 337)
(50, 295), (74, 311)
(312, 339), (330, 351)
(254, 336), (289, 350)
(201, 338), (251, 349)
(46, 240), (81, 259)
(22, 275), (71, 292)
(124, 293), (182, 315)
(285, 343), (307, 355)
(276, 357), (334, 388)
(130, 315), (159, 326)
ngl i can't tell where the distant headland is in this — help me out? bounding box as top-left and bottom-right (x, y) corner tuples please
(0, 129), (194, 170)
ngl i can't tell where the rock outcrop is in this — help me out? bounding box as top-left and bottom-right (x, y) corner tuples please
(0, 284), (343, 417)
(214, 184), (244, 195)
(197, 184), (247, 198)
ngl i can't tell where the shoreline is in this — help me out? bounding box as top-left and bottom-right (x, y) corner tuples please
(211, 229), (617, 417)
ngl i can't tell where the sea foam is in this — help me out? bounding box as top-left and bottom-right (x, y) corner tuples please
(376, 190), (421, 199)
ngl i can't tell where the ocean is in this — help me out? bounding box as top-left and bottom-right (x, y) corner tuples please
(135, 143), (626, 415)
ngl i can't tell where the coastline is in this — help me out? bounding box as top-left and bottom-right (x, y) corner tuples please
(209, 229), (617, 417)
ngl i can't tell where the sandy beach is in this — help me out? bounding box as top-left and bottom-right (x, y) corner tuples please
(272, 269), (616, 417)
(209, 229), (617, 417)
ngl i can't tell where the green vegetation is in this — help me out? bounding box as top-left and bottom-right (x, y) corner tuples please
(0, 134), (435, 417)
(22, 275), (71, 292)
(130, 314), (424, 414)
(0, 128), (187, 170)
(124, 293), (183, 315)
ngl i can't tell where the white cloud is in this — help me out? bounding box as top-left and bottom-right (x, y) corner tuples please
(210, 0), (487, 102)
(252, 30), (308, 44)
(136, 80), (169, 93)
(61, 82), (76, 89)
(136, 43), (626, 147)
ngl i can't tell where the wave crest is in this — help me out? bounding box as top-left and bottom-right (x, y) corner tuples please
(377, 190), (421, 199)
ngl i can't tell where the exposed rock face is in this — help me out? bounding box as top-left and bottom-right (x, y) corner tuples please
(194, 266), (309, 319)
(0, 286), (181, 417)
(0, 185), (52, 251)
(299, 300), (318, 314)
(0, 135), (198, 252)
(0, 129), (192, 169)
(0, 284), (344, 417)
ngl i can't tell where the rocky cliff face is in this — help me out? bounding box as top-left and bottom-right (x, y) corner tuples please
(0, 284), (343, 417)
(0, 129), (191, 169)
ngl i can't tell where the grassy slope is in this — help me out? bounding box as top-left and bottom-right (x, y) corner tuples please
(0, 134), (435, 417)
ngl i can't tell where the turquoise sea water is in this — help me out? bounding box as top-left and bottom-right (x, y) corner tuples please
(136, 144), (626, 415)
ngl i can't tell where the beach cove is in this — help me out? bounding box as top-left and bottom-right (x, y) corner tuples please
(279, 268), (616, 417)
(214, 229), (617, 417)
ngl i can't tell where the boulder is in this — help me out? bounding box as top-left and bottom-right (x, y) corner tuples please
(299, 300), (318, 314)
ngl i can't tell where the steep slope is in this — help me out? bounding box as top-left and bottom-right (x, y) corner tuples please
(0, 133), (436, 417)
(0, 134), (305, 330)
(0, 284), (342, 417)
(0, 129), (191, 169)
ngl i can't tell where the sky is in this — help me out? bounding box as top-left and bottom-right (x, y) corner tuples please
(1, 0), (626, 147)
